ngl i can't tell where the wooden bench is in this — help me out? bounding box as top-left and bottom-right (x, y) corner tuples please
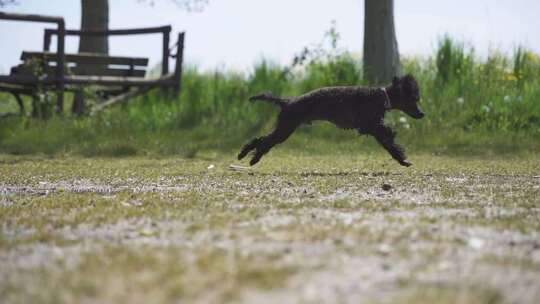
(0, 11), (185, 116)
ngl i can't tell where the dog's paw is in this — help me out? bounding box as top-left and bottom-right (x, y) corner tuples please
(399, 160), (412, 167)
(249, 155), (262, 166)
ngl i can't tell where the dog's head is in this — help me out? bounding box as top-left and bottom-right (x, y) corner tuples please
(390, 74), (424, 119)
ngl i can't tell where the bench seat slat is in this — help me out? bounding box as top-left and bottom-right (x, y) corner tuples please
(21, 51), (149, 66)
(66, 75), (173, 86)
(0, 74), (174, 87)
(11, 65), (146, 77)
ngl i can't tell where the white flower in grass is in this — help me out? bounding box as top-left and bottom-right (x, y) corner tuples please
(457, 97), (465, 105)
(503, 95), (511, 103)
(37, 93), (46, 102)
(398, 117), (410, 129)
(482, 105), (491, 113)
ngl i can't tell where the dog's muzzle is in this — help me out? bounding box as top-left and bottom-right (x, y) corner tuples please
(405, 108), (425, 119)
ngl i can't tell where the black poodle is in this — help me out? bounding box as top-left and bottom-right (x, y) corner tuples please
(238, 74), (424, 167)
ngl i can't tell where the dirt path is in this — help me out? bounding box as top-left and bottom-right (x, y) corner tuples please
(1, 155), (539, 303)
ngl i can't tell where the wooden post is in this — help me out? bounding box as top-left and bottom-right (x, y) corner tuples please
(56, 19), (65, 114)
(173, 32), (185, 99)
(43, 30), (52, 51)
(162, 27), (170, 76)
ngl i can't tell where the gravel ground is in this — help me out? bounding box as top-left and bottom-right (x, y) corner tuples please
(1, 154), (539, 303)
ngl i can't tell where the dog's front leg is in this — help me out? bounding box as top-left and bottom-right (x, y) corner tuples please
(370, 125), (411, 167)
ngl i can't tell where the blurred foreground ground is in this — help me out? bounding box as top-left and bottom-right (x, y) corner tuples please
(1, 153), (539, 303)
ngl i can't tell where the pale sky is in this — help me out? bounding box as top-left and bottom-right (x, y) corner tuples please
(0, 0), (539, 73)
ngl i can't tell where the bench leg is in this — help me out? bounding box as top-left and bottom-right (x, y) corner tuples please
(56, 83), (64, 114)
(173, 32), (185, 100)
(72, 90), (85, 116)
(11, 93), (25, 115)
(31, 94), (40, 118)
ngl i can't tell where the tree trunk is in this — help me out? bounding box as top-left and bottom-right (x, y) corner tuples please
(363, 0), (400, 85)
(79, 0), (109, 54)
(74, 0), (109, 115)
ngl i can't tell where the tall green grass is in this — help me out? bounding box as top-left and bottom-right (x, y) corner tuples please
(0, 36), (539, 157)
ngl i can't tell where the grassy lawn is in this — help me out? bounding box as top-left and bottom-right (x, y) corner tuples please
(1, 151), (539, 303)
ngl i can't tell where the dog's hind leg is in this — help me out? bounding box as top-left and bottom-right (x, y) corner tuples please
(249, 119), (299, 166)
(369, 125), (411, 167)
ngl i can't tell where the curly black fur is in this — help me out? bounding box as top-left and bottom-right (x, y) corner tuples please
(238, 74), (424, 167)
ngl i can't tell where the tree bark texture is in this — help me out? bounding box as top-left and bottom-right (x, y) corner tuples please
(79, 0), (109, 54)
(363, 0), (400, 84)
(75, 0), (109, 115)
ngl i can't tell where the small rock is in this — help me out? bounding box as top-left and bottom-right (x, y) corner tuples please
(382, 184), (392, 191)
(468, 237), (485, 249)
(438, 261), (453, 271)
(343, 216), (354, 226)
(377, 243), (393, 256)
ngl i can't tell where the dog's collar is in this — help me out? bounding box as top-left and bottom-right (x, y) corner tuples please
(381, 88), (392, 110)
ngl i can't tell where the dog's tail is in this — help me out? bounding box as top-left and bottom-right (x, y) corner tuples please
(249, 92), (288, 107)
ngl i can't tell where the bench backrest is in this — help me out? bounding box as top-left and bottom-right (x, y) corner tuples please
(44, 26), (172, 76)
(21, 51), (148, 77)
